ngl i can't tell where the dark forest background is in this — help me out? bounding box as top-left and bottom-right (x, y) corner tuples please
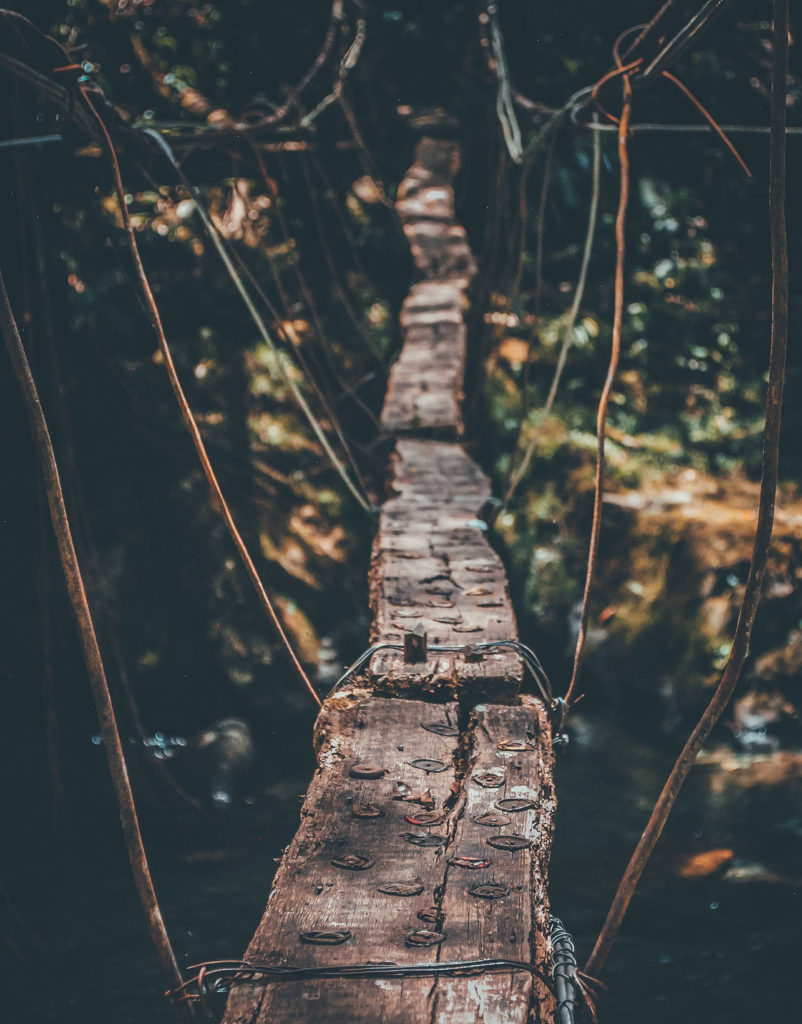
(1, 2), (800, 1022)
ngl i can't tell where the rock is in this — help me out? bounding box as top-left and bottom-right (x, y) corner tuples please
(183, 717), (256, 809)
(731, 690), (798, 752)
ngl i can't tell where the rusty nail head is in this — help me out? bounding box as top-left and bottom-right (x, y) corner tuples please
(352, 802), (384, 819)
(300, 929), (351, 945)
(497, 739), (535, 752)
(448, 856), (492, 870)
(401, 832), (446, 847)
(331, 854), (375, 870)
(486, 835), (529, 851)
(409, 758), (448, 774)
(349, 763), (386, 779)
(404, 810), (445, 827)
(473, 769), (506, 788)
(474, 811), (512, 827)
(469, 883), (510, 900)
(496, 798), (536, 813)
(421, 722), (459, 737)
(378, 881), (425, 897)
(405, 929), (446, 947)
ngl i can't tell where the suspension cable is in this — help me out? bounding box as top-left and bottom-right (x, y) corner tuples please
(486, 2), (524, 162)
(585, 0), (790, 975)
(78, 88), (323, 708)
(143, 128), (373, 517)
(504, 116), (602, 506)
(0, 272), (195, 1023)
(564, 68), (632, 708)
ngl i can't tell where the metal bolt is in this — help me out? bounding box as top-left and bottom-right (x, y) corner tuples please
(486, 835), (529, 851)
(331, 854), (375, 870)
(299, 929), (351, 945)
(378, 881), (425, 897)
(401, 832), (446, 847)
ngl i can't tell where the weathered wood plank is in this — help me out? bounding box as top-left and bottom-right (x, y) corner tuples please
(434, 698), (556, 1024)
(224, 696), (461, 1024)
(381, 137), (476, 437)
(222, 127), (556, 1024)
(369, 439), (521, 701)
(222, 697), (555, 1024)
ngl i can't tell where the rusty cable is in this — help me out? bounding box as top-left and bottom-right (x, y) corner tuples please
(564, 66), (633, 708)
(169, 954), (555, 1005)
(78, 87), (323, 708)
(585, 0), (790, 976)
(246, 140), (382, 429)
(620, 1), (680, 63)
(142, 132), (373, 515)
(0, 273), (195, 1023)
(637, 0), (733, 83)
(660, 70), (752, 176)
(504, 114), (602, 507)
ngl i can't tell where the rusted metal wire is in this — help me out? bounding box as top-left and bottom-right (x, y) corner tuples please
(564, 66), (633, 708)
(660, 70), (752, 176)
(550, 916), (578, 1024)
(79, 88), (324, 708)
(504, 116), (602, 506)
(637, 0), (733, 83)
(585, 0), (790, 976)
(0, 273), (194, 1023)
(169, 955), (555, 1006)
(326, 638), (554, 708)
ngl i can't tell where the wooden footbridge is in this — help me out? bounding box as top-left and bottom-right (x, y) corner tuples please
(222, 128), (558, 1024)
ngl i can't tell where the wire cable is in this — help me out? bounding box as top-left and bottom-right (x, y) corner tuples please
(585, 0), (790, 974)
(564, 67), (633, 708)
(78, 89), (323, 709)
(505, 115), (602, 506)
(144, 128), (373, 516)
(0, 271), (195, 1023)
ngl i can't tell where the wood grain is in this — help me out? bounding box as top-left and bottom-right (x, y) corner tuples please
(221, 698), (555, 1023)
(369, 439), (522, 702)
(224, 696), (461, 1024)
(222, 129), (555, 1024)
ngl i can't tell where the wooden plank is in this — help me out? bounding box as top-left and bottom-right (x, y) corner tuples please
(369, 439), (522, 702)
(224, 696), (461, 1024)
(222, 128), (556, 1024)
(381, 137), (476, 438)
(434, 698), (556, 1023)
(222, 697), (555, 1024)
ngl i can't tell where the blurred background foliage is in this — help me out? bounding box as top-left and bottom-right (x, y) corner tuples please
(1, 2), (801, 1019)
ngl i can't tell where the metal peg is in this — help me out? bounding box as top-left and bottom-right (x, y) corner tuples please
(404, 622), (428, 663)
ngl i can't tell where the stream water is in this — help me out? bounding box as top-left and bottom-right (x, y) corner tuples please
(4, 699), (800, 1023)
